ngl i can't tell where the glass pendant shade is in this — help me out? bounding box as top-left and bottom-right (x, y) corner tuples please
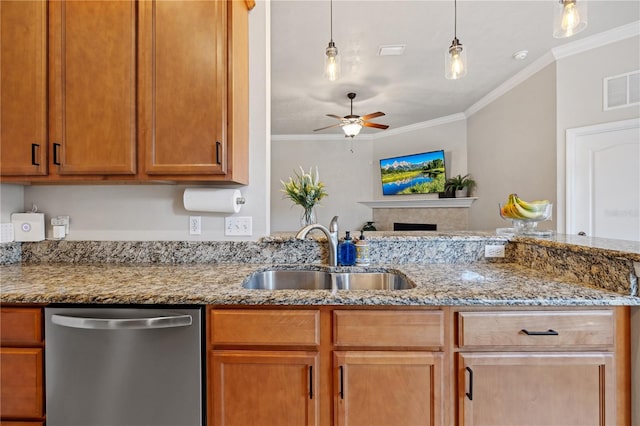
(342, 122), (362, 138)
(553, 0), (587, 38)
(324, 41), (340, 81)
(445, 40), (467, 80)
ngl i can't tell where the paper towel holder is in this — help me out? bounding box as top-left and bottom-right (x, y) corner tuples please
(183, 188), (246, 213)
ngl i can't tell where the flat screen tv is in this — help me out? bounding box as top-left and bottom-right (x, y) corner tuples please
(379, 149), (446, 195)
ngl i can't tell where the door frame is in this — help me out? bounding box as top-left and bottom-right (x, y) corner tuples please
(557, 117), (640, 234)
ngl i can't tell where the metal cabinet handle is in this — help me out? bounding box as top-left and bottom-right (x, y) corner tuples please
(309, 365), (313, 399)
(339, 365), (344, 399)
(520, 329), (558, 336)
(51, 313), (192, 330)
(215, 141), (222, 165)
(31, 144), (40, 165)
(465, 366), (473, 400)
(53, 143), (61, 165)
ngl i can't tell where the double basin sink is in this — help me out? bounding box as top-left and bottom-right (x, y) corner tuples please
(243, 269), (415, 291)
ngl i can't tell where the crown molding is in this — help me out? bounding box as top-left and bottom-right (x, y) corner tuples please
(271, 113), (466, 141)
(552, 20), (640, 60)
(273, 23), (640, 139)
(271, 133), (373, 141)
(465, 51), (556, 118)
(370, 113), (466, 140)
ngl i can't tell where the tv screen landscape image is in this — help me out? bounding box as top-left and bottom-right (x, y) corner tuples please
(379, 150), (446, 195)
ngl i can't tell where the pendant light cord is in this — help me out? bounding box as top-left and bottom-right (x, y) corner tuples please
(454, 0), (457, 39)
(330, 0), (334, 42)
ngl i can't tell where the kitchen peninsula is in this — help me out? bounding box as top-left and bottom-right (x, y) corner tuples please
(1, 233), (639, 426)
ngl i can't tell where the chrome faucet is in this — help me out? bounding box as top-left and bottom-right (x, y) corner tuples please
(295, 216), (339, 266)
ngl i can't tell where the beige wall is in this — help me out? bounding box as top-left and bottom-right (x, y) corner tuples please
(555, 35), (640, 232)
(0, 184), (23, 222)
(12, 1), (270, 241)
(467, 63), (557, 231)
(271, 137), (374, 233)
(270, 118), (468, 233)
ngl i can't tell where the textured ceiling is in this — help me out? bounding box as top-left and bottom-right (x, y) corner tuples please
(271, 1), (640, 135)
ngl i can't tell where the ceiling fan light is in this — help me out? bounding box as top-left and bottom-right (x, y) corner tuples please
(553, 0), (587, 38)
(324, 41), (340, 81)
(342, 122), (362, 138)
(445, 39), (467, 80)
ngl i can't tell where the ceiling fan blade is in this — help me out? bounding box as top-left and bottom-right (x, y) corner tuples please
(362, 121), (389, 130)
(313, 123), (343, 132)
(361, 111), (385, 120)
(326, 114), (345, 120)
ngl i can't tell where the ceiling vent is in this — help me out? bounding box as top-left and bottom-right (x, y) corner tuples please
(604, 70), (639, 110)
(377, 44), (406, 56)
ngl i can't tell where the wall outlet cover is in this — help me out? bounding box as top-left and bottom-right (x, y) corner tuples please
(485, 244), (506, 258)
(225, 216), (252, 236)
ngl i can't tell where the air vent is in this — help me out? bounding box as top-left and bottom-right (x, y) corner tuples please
(377, 44), (406, 56)
(604, 70), (640, 110)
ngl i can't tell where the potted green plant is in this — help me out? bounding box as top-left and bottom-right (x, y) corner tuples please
(445, 174), (476, 198)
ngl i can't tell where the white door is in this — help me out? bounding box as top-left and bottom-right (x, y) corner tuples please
(565, 118), (640, 241)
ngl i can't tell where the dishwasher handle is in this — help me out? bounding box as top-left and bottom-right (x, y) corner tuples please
(51, 313), (193, 330)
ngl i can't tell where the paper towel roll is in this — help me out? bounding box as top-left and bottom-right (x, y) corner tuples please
(183, 188), (244, 213)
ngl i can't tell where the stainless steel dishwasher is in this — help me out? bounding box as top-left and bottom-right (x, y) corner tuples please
(44, 306), (204, 426)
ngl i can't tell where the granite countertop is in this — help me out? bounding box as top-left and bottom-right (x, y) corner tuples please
(2, 262), (639, 306)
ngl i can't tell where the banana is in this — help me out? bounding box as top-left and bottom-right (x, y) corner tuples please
(501, 194), (548, 220)
(512, 200), (543, 219)
(515, 195), (549, 213)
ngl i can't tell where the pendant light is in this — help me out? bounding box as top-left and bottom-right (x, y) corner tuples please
(445, 0), (467, 80)
(553, 0), (588, 38)
(324, 0), (340, 81)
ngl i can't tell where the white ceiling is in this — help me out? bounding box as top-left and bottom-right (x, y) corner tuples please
(271, 1), (640, 136)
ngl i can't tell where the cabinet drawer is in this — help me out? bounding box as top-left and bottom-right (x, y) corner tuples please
(334, 310), (444, 348)
(0, 348), (44, 419)
(211, 309), (320, 346)
(458, 310), (615, 348)
(0, 308), (42, 345)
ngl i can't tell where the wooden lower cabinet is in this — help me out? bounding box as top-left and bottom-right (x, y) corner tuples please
(458, 352), (615, 426)
(0, 306), (44, 423)
(210, 350), (318, 426)
(207, 306), (630, 426)
(334, 351), (443, 426)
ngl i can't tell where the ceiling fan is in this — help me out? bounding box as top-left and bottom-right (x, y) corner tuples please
(313, 92), (389, 138)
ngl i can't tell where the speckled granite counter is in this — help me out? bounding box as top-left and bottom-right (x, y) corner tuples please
(1, 232), (639, 306)
(1, 262), (639, 306)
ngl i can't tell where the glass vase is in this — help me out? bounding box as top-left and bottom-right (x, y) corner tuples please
(300, 206), (317, 227)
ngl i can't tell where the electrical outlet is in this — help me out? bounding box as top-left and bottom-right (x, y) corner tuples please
(189, 216), (201, 235)
(51, 215), (70, 234)
(485, 245), (505, 258)
(225, 216), (252, 236)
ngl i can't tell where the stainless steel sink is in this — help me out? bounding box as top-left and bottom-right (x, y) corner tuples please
(242, 270), (415, 290)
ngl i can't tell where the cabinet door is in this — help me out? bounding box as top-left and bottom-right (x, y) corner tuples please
(0, 348), (43, 419)
(139, 0), (227, 176)
(334, 351), (444, 426)
(49, 0), (136, 175)
(0, 0), (47, 176)
(458, 352), (615, 426)
(210, 350), (318, 426)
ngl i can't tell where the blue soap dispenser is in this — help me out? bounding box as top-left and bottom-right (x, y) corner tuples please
(339, 231), (356, 266)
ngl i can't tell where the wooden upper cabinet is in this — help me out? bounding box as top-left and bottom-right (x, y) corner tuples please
(49, 0), (136, 175)
(0, 0), (48, 176)
(139, 0), (227, 176)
